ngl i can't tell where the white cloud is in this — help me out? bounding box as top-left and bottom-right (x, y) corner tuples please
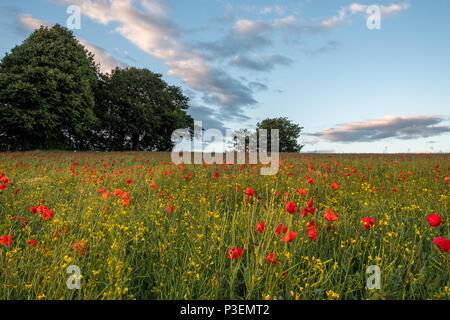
(51, 0), (257, 114)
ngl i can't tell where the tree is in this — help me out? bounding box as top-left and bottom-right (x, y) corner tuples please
(93, 67), (194, 151)
(0, 24), (98, 151)
(256, 117), (304, 152)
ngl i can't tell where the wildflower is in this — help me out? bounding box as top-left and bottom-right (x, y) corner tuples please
(165, 204), (175, 214)
(280, 231), (297, 242)
(0, 235), (12, 246)
(297, 188), (306, 196)
(361, 216), (376, 230)
(275, 225), (288, 235)
(126, 178), (132, 184)
(73, 241), (86, 255)
(255, 222), (265, 233)
(28, 239), (37, 247)
(285, 201), (297, 214)
(150, 182), (157, 190)
(114, 189), (123, 196)
(308, 220), (317, 242)
(432, 237), (450, 252)
(245, 188), (255, 196)
(331, 182), (339, 190)
(228, 248), (243, 259)
(266, 253), (279, 266)
(427, 213), (442, 228)
(324, 209), (338, 221)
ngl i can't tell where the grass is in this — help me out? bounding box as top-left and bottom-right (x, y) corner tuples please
(0, 151), (449, 300)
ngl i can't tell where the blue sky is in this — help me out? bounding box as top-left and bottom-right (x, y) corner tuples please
(1, 0), (449, 153)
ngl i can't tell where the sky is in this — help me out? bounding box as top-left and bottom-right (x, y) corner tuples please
(0, 0), (449, 153)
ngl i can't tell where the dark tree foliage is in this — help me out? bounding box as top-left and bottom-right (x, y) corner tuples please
(0, 24), (194, 152)
(92, 67), (194, 151)
(0, 24), (98, 150)
(256, 117), (304, 152)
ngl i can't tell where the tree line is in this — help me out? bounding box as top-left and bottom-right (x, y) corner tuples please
(0, 24), (303, 152)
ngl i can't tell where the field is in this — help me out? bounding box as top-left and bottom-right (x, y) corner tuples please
(0, 151), (449, 300)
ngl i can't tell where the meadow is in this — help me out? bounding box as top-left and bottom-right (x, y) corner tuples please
(0, 151), (449, 300)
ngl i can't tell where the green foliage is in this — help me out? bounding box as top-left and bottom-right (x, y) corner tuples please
(92, 67), (193, 151)
(0, 25), (193, 152)
(0, 24), (98, 150)
(256, 117), (304, 152)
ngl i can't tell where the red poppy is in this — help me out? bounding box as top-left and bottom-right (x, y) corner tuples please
(255, 222), (265, 233)
(73, 241), (86, 255)
(245, 188), (255, 196)
(275, 225), (288, 235)
(307, 220), (317, 242)
(361, 216), (376, 230)
(114, 189), (123, 196)
(285, 201), (297, 214)
(427, 213), (442, 228)
(280, 231), (297, 242)
(0, 183), (6, 191)
(228, 248), (244, 259)
(266, 253), (279, 266)
(297, 188), (307, 196)
(331, 182), (339, 190)
(324, 209), (338, 221)
(165, 204), (175, 214)
(28, 239), (37, 247)
(432, 237), (450, 252)
(97, 188), (105, 193)
(0, 235), (12, 246)
(126, 178), (132, 184)
(307, 199), (314, 207)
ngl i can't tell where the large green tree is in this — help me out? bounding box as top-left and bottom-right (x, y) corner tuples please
(256, 117), (304, 152)
(93, 67), (194, 151)
(0, 24), (98, 150)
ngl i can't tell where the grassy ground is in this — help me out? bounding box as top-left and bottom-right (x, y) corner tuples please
(0, 151), (449, 299)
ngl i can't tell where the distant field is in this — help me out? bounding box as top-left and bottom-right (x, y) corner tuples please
(0, 151), (449, 300)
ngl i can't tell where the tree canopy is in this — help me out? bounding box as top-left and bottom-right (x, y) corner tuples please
(0, 24), (194, 152)
(256, 117), (304, 152)
(0, 24), (98, 150)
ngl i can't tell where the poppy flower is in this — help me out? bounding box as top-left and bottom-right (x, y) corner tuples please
(73, 241), (86, 255)
(297, 188), (307, 196)
(280, 231), (297, 242)
(285, 201), (297, 214)
(361, 216), (376, 230)
(28, 239), (37, 247)
(275, 225), (288, 235)
(150, 182), (157, 190)
(307, 220), (317, 242)
(228, 248), (244, 259)
(331, 182), (339, 190)
(427, 213), (442, 228)
(126, 178), (132, 184)
(307, 199), (314, 207)
(0, 183), (6, 191)
(432, 237), (450, 252)
(0, 235), (12, 246)
(97, 188), (105, 193)
(255, 222), (265, 233)
(245, 188), (255, 196)
(266, 253), (279, 266)
(324, 209), (338, 221)
(114, 189), (123, 196)
(165, 204), (175, 214)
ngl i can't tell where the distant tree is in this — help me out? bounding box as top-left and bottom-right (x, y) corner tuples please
(0, 24), (98, 151)
(93, 67), (194, 151)
(256, 117), (304, 152)
(228, 128), (256, 152)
